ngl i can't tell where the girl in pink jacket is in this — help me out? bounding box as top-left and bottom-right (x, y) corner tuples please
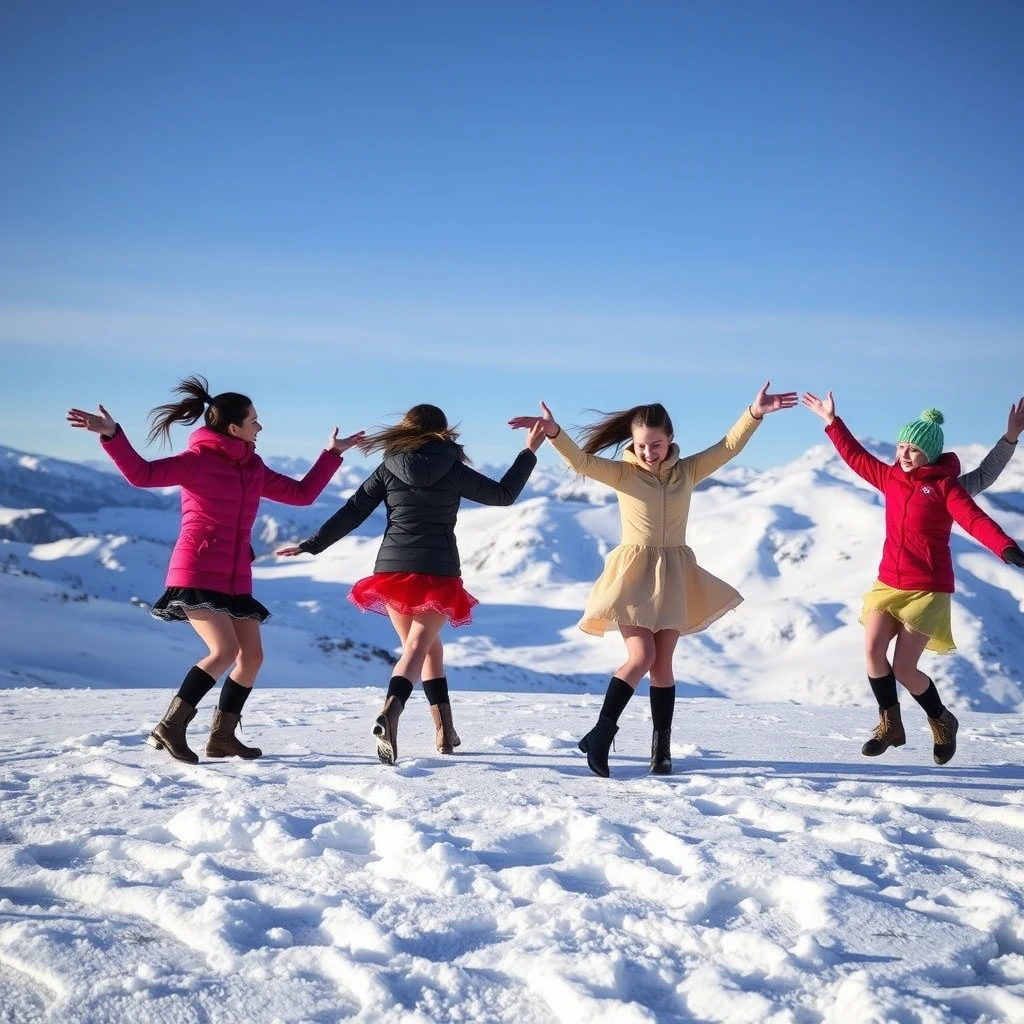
(68, 375), (364, 765)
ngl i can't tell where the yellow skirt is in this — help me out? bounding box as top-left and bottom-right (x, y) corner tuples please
(859, 580), (955, 654)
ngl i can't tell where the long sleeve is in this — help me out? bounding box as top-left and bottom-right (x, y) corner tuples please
(824, 418), (889, 492)
(100, 426), (197, 488)
(681, 407), (761, 485)
(261, 449), (342, 506)
(958, 437), (1016, 497)
(944, 481), (1017, 560)
(453, 450), (538, 506)
(299, 466), (388, 554)
(548, 429), (632, 490)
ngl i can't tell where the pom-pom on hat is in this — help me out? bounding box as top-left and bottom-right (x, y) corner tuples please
(896, 408), (945, 463)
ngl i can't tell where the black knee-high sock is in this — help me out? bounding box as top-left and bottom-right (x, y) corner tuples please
(422, 677), (450, 705)
(912, 678), (945, 719)
(650, 685), (676, 732)
(869, 671), (899, 709)
(385, 675), (414, 707)
(177, 666), (217, 708)
(599, 676), (634, 724)
(219, 678), (253, 715)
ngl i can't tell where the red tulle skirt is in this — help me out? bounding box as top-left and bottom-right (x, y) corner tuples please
(348, 572), (479, 627)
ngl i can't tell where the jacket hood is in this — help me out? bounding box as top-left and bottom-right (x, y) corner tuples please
(623, 442), (681, 476)
(899, 451), (960, 481)
(384, 440), (459, 487)
(188, 426), (254, 464)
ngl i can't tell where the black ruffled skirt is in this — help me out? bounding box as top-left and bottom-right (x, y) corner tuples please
(150, 587), (271, 624)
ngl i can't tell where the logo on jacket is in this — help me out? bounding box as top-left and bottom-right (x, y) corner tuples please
(920, 486), (932, 495)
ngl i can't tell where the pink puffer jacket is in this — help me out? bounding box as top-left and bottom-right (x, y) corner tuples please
(102, 425), (342, 594)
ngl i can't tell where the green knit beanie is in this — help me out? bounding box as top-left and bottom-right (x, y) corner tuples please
(896, 408), (945, 463)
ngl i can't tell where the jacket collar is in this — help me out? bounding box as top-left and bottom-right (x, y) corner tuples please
(188, 426), (254, 464)
(623, 442), (680, 478)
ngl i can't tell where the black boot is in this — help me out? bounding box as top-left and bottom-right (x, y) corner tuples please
(650, 729), (672, 775)
(373, 676), (414, 765)
(578, 715), (619, 778)
(206, 710), (262, 759)
(649, 685), (675, 775)
(148, 696), (199, 764)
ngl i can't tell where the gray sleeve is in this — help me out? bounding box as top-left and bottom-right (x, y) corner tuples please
(958, 437), (1016, 497)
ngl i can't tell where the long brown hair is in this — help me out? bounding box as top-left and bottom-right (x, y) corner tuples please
(357, 403), (468, 462)
(146, 375), (253, 446)
(578, 403), (674, 455)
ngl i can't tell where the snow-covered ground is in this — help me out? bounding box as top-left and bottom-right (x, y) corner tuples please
(2, 435), (1024, 1021)
(3, 689), (1024, 1024)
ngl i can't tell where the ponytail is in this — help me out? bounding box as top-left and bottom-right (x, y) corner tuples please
(146, 374), (252, 446)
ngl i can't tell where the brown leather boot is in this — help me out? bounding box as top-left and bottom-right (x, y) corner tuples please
(373, 696), (405, 765)
(928, 709), (959, 765)
(148, 696), (199, 764)
(861, 704), (906, 757)
(206, 710), (262, 759)
(429, 703), (461, 754)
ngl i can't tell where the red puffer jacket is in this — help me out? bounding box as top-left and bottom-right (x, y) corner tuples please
(102, 426), (342, 594)
(825, 418), (1014, 593)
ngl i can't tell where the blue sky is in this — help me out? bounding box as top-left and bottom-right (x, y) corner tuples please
(2, 0), (1022, 471)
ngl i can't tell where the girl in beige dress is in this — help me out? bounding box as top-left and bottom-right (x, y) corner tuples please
(510, 382), (796, 778)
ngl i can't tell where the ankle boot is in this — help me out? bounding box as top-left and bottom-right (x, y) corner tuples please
(373, 696), (405, 765)
(928, 709), (959, 765)
(206, 710), (262, 759)
(578, 715), (618, 778)
(861, 704), (906, 756)
(650, 728), (672, 775)
(148, 696), (199, 764)
(429, 703), (461, 754)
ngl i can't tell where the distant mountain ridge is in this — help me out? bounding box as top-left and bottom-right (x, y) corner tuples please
(2, 435), (1023, 711)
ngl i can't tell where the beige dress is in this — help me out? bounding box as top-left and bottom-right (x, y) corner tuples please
(549, 408), (761, 636)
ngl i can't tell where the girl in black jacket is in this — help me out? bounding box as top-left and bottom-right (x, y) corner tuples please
(279, 404), (546, 763)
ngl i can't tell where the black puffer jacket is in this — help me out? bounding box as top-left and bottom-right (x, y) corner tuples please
(298, 440), (537, 576)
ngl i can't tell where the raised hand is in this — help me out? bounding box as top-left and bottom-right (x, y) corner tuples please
(275, 545), (305, 557)
(1006, 397), (1024, 443)
(1004, 545), (1024, 568)
(328, 428), (366, 454)
(525, 421), (548, 452)
(508, 400), (560, 438)
(67, 404), (116, 437)
(751, 381), (798, 418)
(801, 391), (836, 424)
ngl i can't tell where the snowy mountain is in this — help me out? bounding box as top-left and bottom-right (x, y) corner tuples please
(2, 435), (1023, 712)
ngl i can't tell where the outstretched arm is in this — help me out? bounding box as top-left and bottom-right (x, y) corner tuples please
(684, 383), (795, 484)
(958, 397), (1022, 497)
(509, 401), (632, 490)
(276, 467), (387, 556)
(67, 404), (195, 488)
(944, 481), (1021, 563)
(802, 390), (889, 492)
(261, 428), (365, 506)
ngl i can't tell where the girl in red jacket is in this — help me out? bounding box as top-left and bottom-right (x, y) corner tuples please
(68, 376), (364, 765)
(802, 392), (1024, 765)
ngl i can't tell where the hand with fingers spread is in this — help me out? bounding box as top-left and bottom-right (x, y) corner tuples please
(1005, 397), (1024, 444)
(750, 381), (798, 419)
(508, 401), (560, 439)
(328, 428), (366, 455)
(801, 390), (836, 425)
(67, 404), (116, 438)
